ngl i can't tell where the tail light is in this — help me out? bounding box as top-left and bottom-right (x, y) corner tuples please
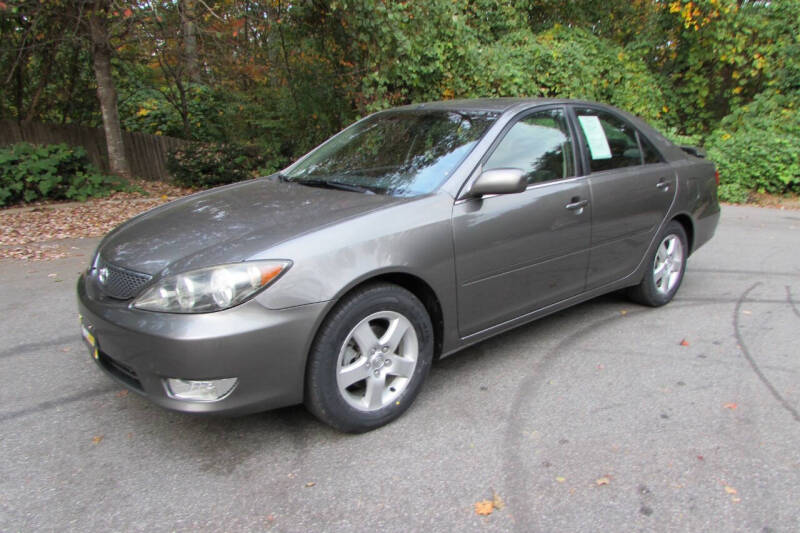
(714, 169), (720, 186)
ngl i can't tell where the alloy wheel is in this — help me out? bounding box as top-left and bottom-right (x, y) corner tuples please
(653, 234), (684, 296)
(336, 311), (419, 411)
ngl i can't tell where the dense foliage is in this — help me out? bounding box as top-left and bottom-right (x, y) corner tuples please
(166, 142), (286, 188)
(0, 143), (124, 206)
(2, 0), (798, 201)
(706, 92), (800, 202)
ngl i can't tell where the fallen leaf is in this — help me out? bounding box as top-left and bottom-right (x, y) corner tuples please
(92, 435), (104, 444)
(491, 489), (504, 510)
(61, 347), (71, 352)
(731, 496), (741, 503)
(0, 179), (191, 262)
(116, 390), (129, 398)
(723, 402), (738, 410)
(620, 309), (628, 316)
(596, 477), (611, 486)
(679, 339), (690, 346)
(556, 476), (566, 483)
(724, 485), (737, 494)
(305, 482), (315, 488)
(697, 455), (704, 461)
(474, 500), (494, 516)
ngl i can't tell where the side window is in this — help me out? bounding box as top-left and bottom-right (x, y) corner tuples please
(575, 108), (641, 172)
(484, 109), (574, 184)
(638, 132), (663, 164)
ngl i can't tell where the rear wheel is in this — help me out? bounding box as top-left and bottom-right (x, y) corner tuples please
(305, 283), (434, 433)
(628, 220), (688, 307)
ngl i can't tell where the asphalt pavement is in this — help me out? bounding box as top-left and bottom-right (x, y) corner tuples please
(1, 205), (798, 532)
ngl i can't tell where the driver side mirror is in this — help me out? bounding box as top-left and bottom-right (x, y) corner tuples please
(468, 168), (527, 197)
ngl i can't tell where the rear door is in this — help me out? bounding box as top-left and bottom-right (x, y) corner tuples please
(452, 107), (591, 337)
(571, 106), (677, 288)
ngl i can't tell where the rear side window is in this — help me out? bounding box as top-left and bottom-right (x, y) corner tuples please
(575, 108), (642, 172)
(638, 132), (663, 164)
(484, 108), (575, 184)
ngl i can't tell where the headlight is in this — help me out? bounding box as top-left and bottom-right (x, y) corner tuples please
(132, 260), (291, 313)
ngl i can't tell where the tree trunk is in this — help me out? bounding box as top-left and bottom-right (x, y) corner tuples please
(88, 5), (131, 178)
(14, 13), (26, 123)
(26, 46), (56, 121)
(61, 46), (82, 124)
(180, 0), (200, 82)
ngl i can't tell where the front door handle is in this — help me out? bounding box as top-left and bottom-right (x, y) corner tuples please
(656, 179), (670, 190)
(565, 199), (588, 210)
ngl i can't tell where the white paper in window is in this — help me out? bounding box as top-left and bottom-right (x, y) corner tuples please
(578, 115), (612, 160)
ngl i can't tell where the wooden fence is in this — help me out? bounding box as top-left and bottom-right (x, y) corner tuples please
(0, 119), (191, 180)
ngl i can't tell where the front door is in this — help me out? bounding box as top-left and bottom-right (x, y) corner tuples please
(452, 108), (592, 337)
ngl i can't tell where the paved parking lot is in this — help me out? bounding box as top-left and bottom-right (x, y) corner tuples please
(1, 205), (798, 532)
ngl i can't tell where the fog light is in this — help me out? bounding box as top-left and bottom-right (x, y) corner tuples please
(165, 378), (238, 402)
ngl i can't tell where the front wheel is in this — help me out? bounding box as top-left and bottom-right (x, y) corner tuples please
(305, 283), (434, 433)
(628, 221), (688, 307)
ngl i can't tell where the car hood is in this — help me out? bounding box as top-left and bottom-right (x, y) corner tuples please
(97, 177), (410, 275)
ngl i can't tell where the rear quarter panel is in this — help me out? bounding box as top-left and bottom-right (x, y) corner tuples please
(671, 157), (720, 253)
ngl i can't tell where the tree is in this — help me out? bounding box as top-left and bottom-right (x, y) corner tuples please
(85, 0), (131, 177)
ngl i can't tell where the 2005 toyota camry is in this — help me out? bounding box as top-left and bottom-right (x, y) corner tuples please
(77, 98), (719, 432)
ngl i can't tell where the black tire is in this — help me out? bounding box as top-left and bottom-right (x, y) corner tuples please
(628, 220), (689, 307)
(305, 283), (434, 433)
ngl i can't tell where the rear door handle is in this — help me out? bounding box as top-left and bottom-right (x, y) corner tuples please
(656, 179), (670, 190)
(565, 199), (588, 210)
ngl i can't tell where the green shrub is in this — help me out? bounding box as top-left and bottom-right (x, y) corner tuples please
(119, 84), (229, 142)
(454, 26), (667, 126)
(708, 131), (800, 202)
(706, 91), (800, 202)
(0, 143), (124, 207)
(166, 142), (287, 188)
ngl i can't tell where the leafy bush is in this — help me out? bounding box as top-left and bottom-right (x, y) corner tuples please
(706, 91), (800, 202)
(467, 27), (667, 125)
(119, 84), (229, 142)
(0, 143), (124, 206)
(166, 142), (287, 188)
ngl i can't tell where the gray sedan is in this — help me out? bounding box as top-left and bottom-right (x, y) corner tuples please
(77, 98), (720, 432)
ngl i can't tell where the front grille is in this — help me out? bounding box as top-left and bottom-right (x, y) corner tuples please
(96, 257), (152, 300)
(98, 351), (143, 391)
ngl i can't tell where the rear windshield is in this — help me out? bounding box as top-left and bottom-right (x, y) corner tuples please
(284, 110), (499, 196)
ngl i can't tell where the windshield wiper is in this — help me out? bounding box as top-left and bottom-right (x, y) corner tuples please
(290, 178), (377, 195)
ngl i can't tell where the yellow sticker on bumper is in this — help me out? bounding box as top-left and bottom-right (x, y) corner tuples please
(81, 324), (99, 359)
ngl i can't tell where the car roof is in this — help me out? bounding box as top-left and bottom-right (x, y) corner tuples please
(383, 98), (688, 161)
(393, 98), (545, 113)
(394, 97), (585, 113)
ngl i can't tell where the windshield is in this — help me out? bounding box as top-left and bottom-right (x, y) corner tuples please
(284, 110), (498, 196)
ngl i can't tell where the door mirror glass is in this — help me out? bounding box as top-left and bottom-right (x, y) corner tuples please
(469, 168), (527, 196)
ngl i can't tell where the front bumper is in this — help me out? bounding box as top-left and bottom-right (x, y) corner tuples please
(77, 273), (327, 415)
